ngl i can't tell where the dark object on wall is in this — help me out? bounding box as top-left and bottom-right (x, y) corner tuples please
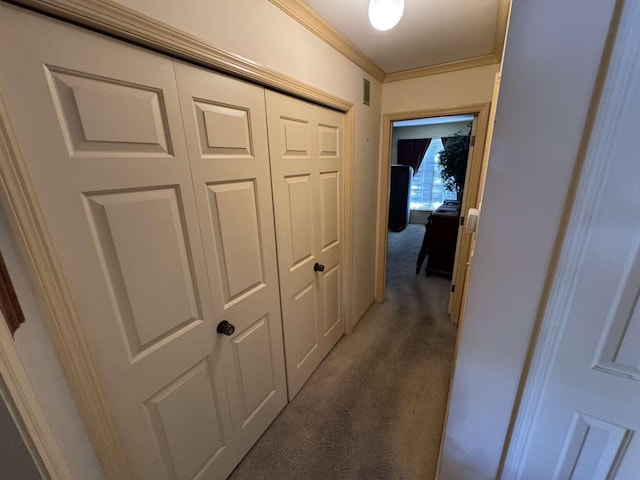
(416, 201), (461, 276)
(388, 164), (413, 232)
(363, 78), (370, 105)
(0, 250), (25, 336)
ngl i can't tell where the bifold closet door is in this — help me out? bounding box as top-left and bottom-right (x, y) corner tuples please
(0, 5), (285, 480)
(266, 91), (345, 399)
(173, 61), (287, 457)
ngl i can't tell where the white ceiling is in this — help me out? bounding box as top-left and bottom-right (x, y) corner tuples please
(303, 0), (501, 73)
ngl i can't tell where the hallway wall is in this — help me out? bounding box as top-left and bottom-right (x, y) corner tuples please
(439, 0), (618, 477)
(381, 64), (499, 114)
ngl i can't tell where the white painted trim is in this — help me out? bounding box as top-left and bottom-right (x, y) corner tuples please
(0, 95), (131, 478)
(374, 105), (490, 304)
(0, 4), (358, 477)
(15, 0), (352, 113)
(343, 110), (356, 333)
(500, 0), (632, 476)
(267, 0), (385, 83)
(493, 0), (512, 64)
(268, 0), (510, 84)
(383, 55), (499, 84)
(0, 317), (71, 480)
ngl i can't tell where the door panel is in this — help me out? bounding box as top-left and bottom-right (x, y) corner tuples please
(285, 175), (315, 267)
(513, 2), (640, 477)
(46, 67), (172, 155)
(293, 283), (319, 367)
(323, 265), (341, 337)
(0, 8), (237, 479)
(266, 91), (344, 399)
(84, 187), (201, 357)
(146, 359), (227, 480)
(206, 181), (265, 303)
(174, 61), (287, 457)
(320, 172), (340, 250)
(229, 316), (277, 422)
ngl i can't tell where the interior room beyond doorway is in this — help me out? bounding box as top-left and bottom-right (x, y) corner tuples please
(390, 115), (474, 226)
(386, 115), (474, 321)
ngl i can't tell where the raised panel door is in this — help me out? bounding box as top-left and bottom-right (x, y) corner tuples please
(0, 7), (238, 479)
(511, 2), (640, 477)
(265, 90), (344, 399)
(174, 62), (287, 457)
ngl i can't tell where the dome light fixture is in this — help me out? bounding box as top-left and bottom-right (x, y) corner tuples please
(368, 0), (404, 31)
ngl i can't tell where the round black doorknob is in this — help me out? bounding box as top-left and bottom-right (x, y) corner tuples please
(216, 320), (235, 336)
(314, 262), (325, 272)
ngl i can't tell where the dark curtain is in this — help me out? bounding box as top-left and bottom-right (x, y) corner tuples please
(397, 138), (431, 175)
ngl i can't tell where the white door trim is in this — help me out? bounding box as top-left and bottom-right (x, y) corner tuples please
(14, 0), (351, 112)
(0, 3), (356, 477)
(374, 104), (490, 307)
(0, 315), (71, 480)
(0, 95), (132, 478)
(500, 0), (629, 475)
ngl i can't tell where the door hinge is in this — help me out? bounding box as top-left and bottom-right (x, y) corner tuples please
(451, 284), (456, 293)
(470, 135), (476, 147)
(460, 216), (465, 226)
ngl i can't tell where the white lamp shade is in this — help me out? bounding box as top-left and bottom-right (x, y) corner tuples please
(368, 0), (404, 31)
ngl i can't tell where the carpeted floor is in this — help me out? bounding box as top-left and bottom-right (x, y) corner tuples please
(228, 223), (458, 480)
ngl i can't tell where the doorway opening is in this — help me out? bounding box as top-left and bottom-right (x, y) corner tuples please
(377, 105), (490, 325)
(387, 115), (473, 309)
(373, 105), (490, 476)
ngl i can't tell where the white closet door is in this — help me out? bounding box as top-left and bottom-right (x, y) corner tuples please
(266, 91), (344, 399)
(0, 6), (237, 479)
(173, 62), (287, 456)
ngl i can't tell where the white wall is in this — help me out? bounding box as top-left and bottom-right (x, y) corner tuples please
(439, 0), (618, 477)
(382, 64), (500, 114)
(390, 121), (471, 164)
(114, 0), (383, 323)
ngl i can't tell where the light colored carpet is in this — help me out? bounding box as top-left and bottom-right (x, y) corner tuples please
(228, 223), (457, 480)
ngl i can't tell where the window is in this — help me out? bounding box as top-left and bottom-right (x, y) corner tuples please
(409, 138), (457, 211)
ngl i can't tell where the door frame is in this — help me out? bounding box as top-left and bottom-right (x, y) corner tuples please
(374, 104), (491, 320)
(0, 311), (71, 479)
(0, 2), (356, 478)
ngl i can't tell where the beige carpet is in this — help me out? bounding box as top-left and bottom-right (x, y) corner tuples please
(228, 223), (457, 480)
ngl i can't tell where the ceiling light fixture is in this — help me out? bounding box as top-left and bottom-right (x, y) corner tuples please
(368, 0), (404, 31)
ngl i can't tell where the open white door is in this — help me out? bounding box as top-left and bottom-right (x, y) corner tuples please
(457, 72), (501, 325)
(504, 2), (640, 477)
(449, 118), (478, 323)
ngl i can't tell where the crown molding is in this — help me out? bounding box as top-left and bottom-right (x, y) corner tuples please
(494, 0), (512, 63)
(268, 0), (385, 83)
(270, 1), (510, 83)
(14, 0), (352, 113)
(383, 54), (499, 83)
